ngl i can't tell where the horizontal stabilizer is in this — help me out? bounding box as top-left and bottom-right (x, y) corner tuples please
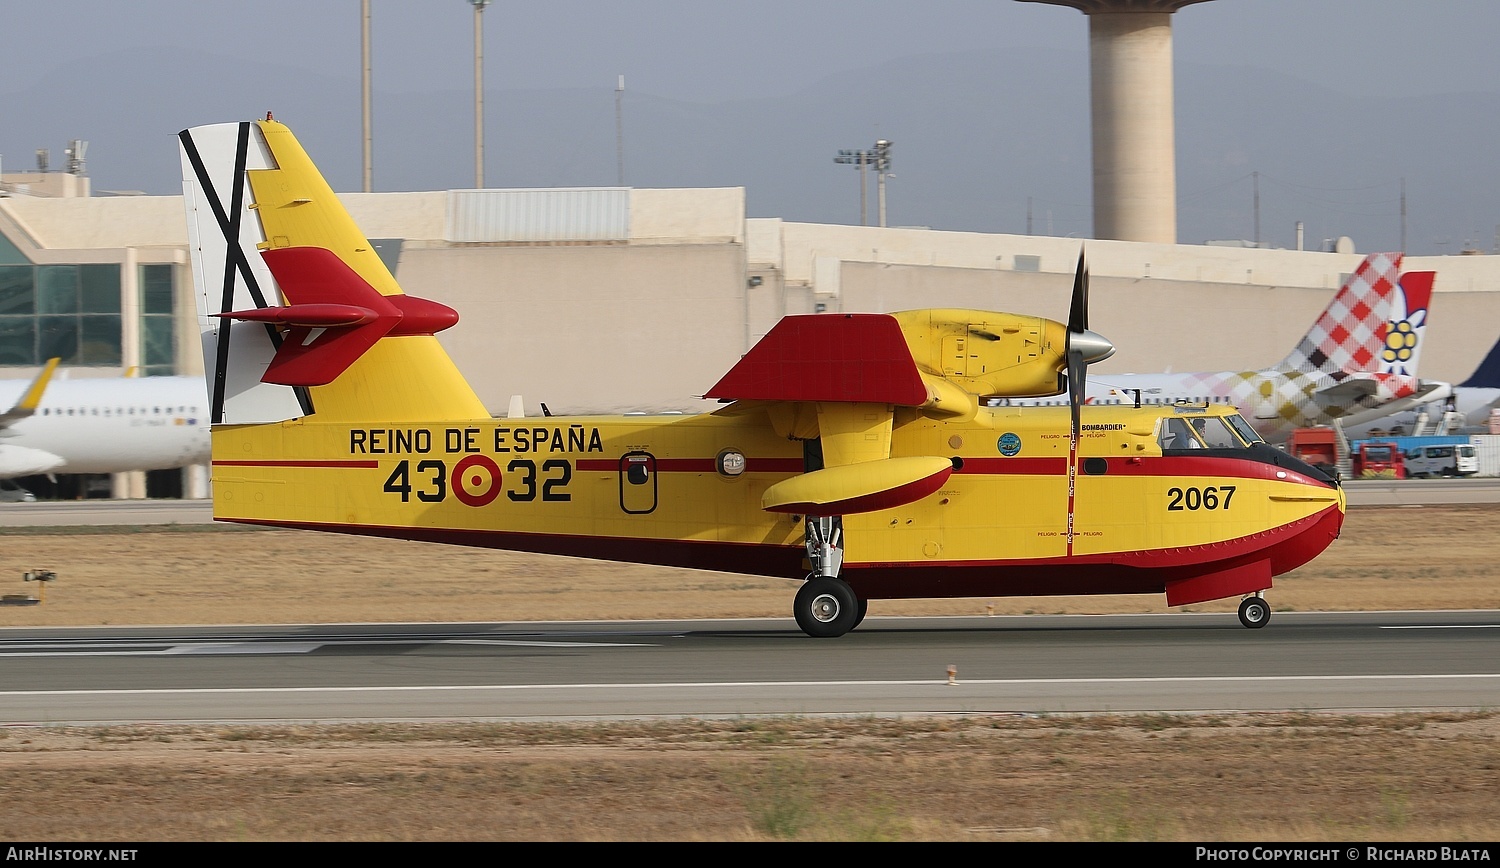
(1315, 371), (1431, 410)
(219, 247), (460, 387)
(761, 455), (955, 516)
(1314, 376), (1380, 405)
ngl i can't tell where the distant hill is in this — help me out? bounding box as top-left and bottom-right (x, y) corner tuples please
(3, 45), (1497, 254)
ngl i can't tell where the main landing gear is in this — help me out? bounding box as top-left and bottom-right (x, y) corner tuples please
(1238, 594), (1271, 629)
(794, 515), (865, 638)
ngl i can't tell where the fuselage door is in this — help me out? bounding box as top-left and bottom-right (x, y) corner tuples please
(619, 451), (657, 514)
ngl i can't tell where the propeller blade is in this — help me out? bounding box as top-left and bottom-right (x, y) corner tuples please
(1068, 250), (1088, 335)
(1061, 247), (1116, 394)
(1068, 348), (1085, 439)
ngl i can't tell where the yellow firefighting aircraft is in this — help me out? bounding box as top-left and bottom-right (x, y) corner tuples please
(179, 117), (1346, 638)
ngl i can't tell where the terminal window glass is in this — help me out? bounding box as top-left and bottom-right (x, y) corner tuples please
(80, 265), (121, 314)
(0, 266), (34, 315)
(0, 317), (35, 365)
(139, 263), (175, 374)
(0, 263), (120, 366)
(79, 314), (121, 365)
(0, 231), (27, 266)
(38, 315), (78, 360)
(38, 266), (80, 313)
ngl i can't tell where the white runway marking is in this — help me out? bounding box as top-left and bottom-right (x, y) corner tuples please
(0, 638), (655, 657)
(3, 672), (1498, 697)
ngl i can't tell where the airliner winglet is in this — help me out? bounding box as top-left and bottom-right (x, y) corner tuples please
(0, 358), (60, 430)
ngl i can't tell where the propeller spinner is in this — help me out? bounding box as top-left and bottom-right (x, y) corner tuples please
(1065, 251), (1116, 437)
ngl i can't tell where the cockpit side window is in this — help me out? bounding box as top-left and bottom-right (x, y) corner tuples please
(1158, 417), (1198, 450)
(1159, 416), (1246, 451)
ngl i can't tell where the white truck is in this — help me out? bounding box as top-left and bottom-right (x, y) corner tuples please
(1403, 443), (1479, 478)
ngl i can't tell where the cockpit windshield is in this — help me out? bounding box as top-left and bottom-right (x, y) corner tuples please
(1158, 415), (1249, 451)
(1224, 414), (1265, 445)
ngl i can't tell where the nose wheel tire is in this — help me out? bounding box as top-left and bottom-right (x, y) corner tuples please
(1238, 596), (1271, 629)
(794, 576), (860, 638)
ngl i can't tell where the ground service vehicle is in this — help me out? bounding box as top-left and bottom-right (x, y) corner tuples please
(1404, 443), (1478, 478)
(1285, 427), (1341, 478)
(1350, 441), (1405, 478)
(178, 117), (1347, 637)
(0, 479), (36, 502)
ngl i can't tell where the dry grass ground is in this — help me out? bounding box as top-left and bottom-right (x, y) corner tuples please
(1, 504), (1497, 842)
(1, 715), (1497, 842)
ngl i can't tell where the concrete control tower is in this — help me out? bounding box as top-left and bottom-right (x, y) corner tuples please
(1018, 0), (1216, 244)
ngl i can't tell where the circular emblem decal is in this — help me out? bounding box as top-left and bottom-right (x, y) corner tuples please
(453, 455), (503, 506)
(997, 432), (1022, 457)
(717, 449), (747, 477)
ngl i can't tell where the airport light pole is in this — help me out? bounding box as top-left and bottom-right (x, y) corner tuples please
(615, 74), (625, 186)
(471, 0), (490, 189)
(361, 0), (373, 192)
(873, 140), (892, 228)
(835, 148), (875, 226)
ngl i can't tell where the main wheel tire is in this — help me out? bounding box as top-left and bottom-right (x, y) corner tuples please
(1238, 596), (1271, 629)
(794, 577), (859, 638)
(850, 597), (870, 630)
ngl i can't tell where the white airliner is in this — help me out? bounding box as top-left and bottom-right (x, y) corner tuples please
(0, 360), (210, 478)
(996, 253), (1451, 444)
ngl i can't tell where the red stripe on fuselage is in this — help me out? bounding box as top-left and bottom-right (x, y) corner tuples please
(575, 457), (803, 473)
(214, 459), (381, 469)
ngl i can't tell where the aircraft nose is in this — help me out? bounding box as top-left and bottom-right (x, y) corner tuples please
(1071, 329), (1116, 365)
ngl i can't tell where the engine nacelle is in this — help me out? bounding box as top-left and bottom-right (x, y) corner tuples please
(892, 309), (1070, 399)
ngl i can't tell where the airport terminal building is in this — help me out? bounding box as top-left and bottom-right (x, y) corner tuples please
(3, 172), (1499, 499)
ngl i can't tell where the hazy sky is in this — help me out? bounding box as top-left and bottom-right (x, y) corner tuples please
(6, 1), (1497, 104)
(4, 0), (1499, 251)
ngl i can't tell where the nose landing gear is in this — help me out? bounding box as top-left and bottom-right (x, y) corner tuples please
(1238, 594), (1271, 629)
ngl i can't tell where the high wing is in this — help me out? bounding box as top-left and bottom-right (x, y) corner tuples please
(704, 270), (1114, 515)
(0, 359), (59, 430)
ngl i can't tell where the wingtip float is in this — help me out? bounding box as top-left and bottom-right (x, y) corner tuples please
(179, 118), (1343, 638)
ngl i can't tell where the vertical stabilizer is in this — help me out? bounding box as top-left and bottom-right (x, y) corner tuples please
(1277, 253), (1401, 374)
(180, 121), (307, 425)
(1379, 270), (1435, 377)
(180, 119), (489, 424)
(1459, 335), (1500, 388)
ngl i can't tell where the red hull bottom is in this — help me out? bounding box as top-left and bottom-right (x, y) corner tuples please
(227, 504), (1342, 608)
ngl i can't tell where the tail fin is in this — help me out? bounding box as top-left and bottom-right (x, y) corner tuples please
(1277, 253), (1402, 374)
(1378, 269), (1435, 377)
(179, 118), (488, 424)
(1459, 334), (1500, 388)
